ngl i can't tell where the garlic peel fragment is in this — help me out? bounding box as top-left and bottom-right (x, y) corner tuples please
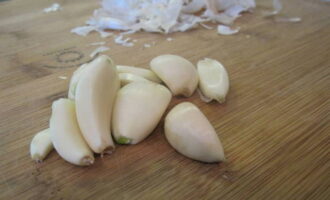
(30, 129), (53, 162)
(50, 99), (94, 166)
(217, 25), (240, 35)
(150, 54), (198, 97)
(165, 102), (225, 163)
(197, 58), (229, 103)
(112, 82), (172, 144)
(182, 0), (205, 14)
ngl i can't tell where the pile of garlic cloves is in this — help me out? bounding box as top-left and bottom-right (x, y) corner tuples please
(30, 54), (229, 166)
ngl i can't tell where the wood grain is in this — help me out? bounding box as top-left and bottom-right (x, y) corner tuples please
(0, 0), (329, 199)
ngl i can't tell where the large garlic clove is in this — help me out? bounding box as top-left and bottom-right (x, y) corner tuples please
(112, 82), (172, 144)
(150, 54), (199, 97)
(116, 65), (162, 83)
(30, 128), (53, 163)
(165, 102), (225, 163)
(119, 73), (151, 87)
(75, 55), (120, 154)
(68, 63), (87, 100)
(197, 58), (229, 103)
(50, 99), (94, 166)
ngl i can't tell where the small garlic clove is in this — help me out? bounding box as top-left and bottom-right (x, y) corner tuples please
(112, 82), (172, 144)
(119, 73), (151, 87)
(68, 63), (88, 100)
(165, 102), (225, 163)
(150, 54), (199, 97)
(116, 65), (162, 83)
(30, 128), (53, 163)
(197, 58), (229, 103)
(75, 55), (119, 154)
(50, 99), (94, 166)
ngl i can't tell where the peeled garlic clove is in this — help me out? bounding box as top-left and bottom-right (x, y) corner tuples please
(112, 82), (172, 144)
(50, 99), (94, 166)
(150, 54), (199, 97)
(116, 65), (162, 83)
(76, 55), (120, 154)
(119, 73), (151, 86)
(165, 102), (225, 163)
(197, 58), (229, 103)
(30, 128), (53, 162)
(68, 63), (87, 100)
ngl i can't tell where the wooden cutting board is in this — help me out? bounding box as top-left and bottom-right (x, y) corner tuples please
(0, 0), (329, 199)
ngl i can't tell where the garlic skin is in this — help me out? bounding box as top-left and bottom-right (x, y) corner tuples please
(165, 102), (225, 163)
(116, 65), (162, 83)
(112, 82), (172, 144)
(50, 99), (94, 166)
(30, 128), (53, 162)
(68, 63), (87, 100)
(197, 58), (229, 103)
(150, 54), (198, 97)
(75, 55), (119, 154)
(182, 0), (205, 13)
(119, 73), (151, 86)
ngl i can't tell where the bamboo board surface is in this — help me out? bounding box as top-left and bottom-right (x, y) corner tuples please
(0, 0), (329, 199)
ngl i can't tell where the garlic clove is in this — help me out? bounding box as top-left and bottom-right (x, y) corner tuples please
(68, 63), (88, 100)
(165, 102), (225, 163)
(116, 65), (162, 83)
(75, 55), (120, 154)
(150, 54), (199, 97)
(30, 128), (53, 163)
(197, 58), (229, 103)
(112, 82), (172, 144)
(119, 73), (151, 87)
(50, 99), (94, 166)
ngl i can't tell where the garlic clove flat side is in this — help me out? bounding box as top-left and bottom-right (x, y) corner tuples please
(197, 58), (229, 103)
